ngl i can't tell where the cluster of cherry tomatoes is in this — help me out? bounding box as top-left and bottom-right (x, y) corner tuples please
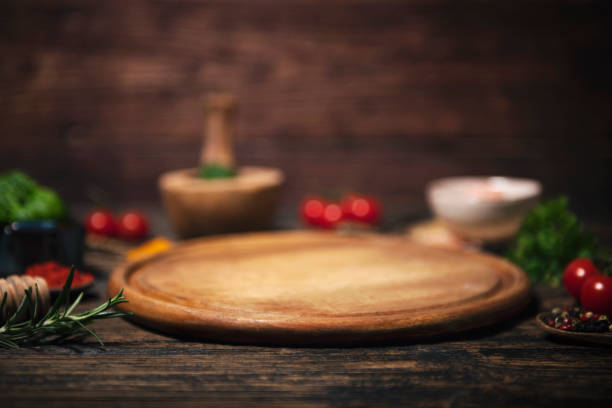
(85, 209), (149, 240)
(563, 258), (612, 315)
(300, 194), (381, 229)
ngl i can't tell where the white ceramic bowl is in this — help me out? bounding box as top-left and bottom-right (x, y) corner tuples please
(426, 176), (541, 242)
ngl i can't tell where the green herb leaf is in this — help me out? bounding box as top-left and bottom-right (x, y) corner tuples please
(199, 163), (236, 179)
(506, 197), (597, 285)
(0, 170), (66, 222)
(0, 266), (132, 348)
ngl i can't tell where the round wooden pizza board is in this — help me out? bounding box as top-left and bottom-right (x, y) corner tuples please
(108, 230), (530, 345)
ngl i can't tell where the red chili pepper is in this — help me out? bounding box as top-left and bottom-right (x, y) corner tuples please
(24, 261), (94, 289)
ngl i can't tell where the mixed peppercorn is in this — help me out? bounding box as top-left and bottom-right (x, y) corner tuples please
(541, 307), (612, 333)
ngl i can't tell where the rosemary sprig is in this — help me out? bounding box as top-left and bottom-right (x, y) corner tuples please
(0, 266), (132, 349)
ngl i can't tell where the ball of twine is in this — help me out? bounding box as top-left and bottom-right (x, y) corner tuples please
(0, 275), (51, 324)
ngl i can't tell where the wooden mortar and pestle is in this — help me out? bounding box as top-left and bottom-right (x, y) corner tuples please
(159, 94), (284, 239)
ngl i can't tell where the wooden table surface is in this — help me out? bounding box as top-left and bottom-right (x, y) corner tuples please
(2, 211), (612, 407)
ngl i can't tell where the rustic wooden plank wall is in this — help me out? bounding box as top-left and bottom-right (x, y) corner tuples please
(1, 0), (611, 219)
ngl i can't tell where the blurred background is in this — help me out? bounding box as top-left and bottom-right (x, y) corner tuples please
(1, 0), (611, 224)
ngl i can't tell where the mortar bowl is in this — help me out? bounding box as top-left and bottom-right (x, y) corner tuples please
(159, 166), (284, 239)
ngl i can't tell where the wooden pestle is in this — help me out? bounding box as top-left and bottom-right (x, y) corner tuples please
(159, 92), (283, 237)
(200, 93), (237, 170)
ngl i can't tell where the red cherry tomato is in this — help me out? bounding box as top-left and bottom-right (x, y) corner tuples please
(301, 197), (327, 227)
(321, 203), (343, 229)
(117, 211), (149, 240)
(563, 258), (600, 300)
(580, 275), (612, 315)
(341, 195), (381, 225)
(300, 197), (343, 229)
(85, 209), (116, 236)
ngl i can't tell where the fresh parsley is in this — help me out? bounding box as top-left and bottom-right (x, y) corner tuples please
(506, 197), (597, 285)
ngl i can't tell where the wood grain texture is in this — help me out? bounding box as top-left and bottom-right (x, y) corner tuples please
(1, 0), (611, 221)
(2, 285), (611, 407)
(2, 210), (612, 407)
(107, 231), (529, 344)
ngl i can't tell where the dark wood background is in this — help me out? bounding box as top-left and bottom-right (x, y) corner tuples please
(1, 0), (611, 220)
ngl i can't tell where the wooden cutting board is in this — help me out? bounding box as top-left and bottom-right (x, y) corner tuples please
(108, 231), (530, 345)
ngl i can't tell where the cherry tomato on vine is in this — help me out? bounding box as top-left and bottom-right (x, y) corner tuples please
(321, 202), (343, 229)
(341, 195), (381, 225)
(300, 197), (343, 229)
(563, 258), (600, 300)
(300, 197), (327, 227)
(580, 275), (612, 315)
(117, 211), (149, 240)
(85, 209), (116, 236)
